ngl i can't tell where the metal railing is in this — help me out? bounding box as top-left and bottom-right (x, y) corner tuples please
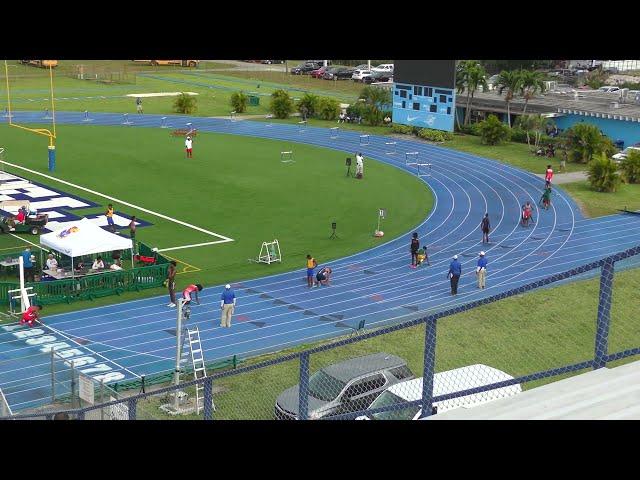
(2, 245), (639, 420)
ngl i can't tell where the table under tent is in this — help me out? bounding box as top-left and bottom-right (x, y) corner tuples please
(39, 218), (134, 279)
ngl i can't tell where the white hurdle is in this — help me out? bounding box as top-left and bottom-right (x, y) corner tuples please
(385, 141), (397, 154)
(3, 108), (11, 119)
(230, 111), (237, 122)
(415, 163), (433, 177)
(160, 116), (169, 128)
(249, 239), (282, 265)
(330, 127), (339, 139)
(122, 113), (133, 125)
(265, 114), (273, 127)
(42, 108), (52, 120)
(405, 151), (419, 166)
(359, 135), (370, 146)
(82, 110), (93, 122)
(298, 120), (307, 133)
(280, 151), (294, 163)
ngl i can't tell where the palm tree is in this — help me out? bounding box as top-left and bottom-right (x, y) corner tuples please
(519, 70), (546, 115)
(456, 61), (488, 125)
(497, 70), (522, 128)
(588, 152), (621, 192)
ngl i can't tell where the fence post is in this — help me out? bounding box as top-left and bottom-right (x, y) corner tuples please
(203, 377), (214, 420)
(298, 352), (310, 420)
(594, 258), (615, 369)
(419, 318), (438, 419)
(51, 350), (56, 403)
(128, 398), (137, 420)
(100, 379), (105, 421)
(70, 362), (76, 408)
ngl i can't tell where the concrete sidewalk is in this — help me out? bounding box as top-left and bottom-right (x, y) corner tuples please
(535, 171), (588, 184)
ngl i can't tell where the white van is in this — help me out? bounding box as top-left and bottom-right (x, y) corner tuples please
(372, 64), (394, 74)
(357, 364), (522, 420)
(612, 146), (640, 162)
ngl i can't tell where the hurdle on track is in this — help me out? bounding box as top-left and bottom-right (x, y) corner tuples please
(265, 114), (273, 127)
(230, 111), (237, 122)
(42, 108), (52, 120)
(82, 110), (93, 122)
(160, 116), (169, 128)
(385, 141), (397, 154)
(3, 107), (11, 118)
(413, 163), (433, 177)
(405, 151), (419, 166)
(330, 127), (339, 139)
(122, 113), (133, 125)
(280, 151), (294, 163)
(359, 135), (370, 146)
(298, 120), (307, 133)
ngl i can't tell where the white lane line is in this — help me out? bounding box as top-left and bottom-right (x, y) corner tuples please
(157, 240), (232, 252)
(0, 159), (235, 246)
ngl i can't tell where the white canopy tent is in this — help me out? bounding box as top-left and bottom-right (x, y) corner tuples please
(40, 218), (133, 276)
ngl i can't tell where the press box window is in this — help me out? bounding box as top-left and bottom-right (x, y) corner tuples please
(413, 102), (420, 110)
(413, 86), (422, 96)
(439, 95), (447, 103)
(400, 90), (407, 98)
(430, 104), (437, 112)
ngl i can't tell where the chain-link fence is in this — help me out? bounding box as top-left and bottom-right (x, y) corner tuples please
(3, 245), (640, 420)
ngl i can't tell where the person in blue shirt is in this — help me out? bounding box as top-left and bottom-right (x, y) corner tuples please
(476, 251), (488, 289)
(220, 284), (236, 328)
(448, 255), (462, 295)
(21, 247), (35, 282)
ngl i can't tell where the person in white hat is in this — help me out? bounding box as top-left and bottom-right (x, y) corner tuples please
(185, 135), (193, 159)
(448, 254), (462, 296)
(220, 284), (236, 328)
(476, 251), (488, 289)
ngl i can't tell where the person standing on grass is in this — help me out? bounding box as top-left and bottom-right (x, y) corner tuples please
(481, 213), (490, 244)
(306, 254), (317, 288)
(105, 204), (116, 233)
(448, 254), (462, 296)
(136, 97), (143, 114)
(129, 216), (137, 242)
(410, 232), (420, 269)
(560, 150), (568, 173)
(545, 164), (554, 187)
(185, 135), (193, 159)
(476, 251), (487, 289)
(220, 284), (236, 328)
(167, 260), (177, 308)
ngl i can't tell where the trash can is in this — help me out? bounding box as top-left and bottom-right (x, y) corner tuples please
(248, 95), (260, 106)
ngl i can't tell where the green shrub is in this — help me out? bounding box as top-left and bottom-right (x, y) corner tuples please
(346, 101), (367, 120)
(417, 128), (453, 142)
(297, 93), (319, 117)
(477, 114), (511, 145)
(230, 91), (248, 113)
(316, 97), (340, 120)
(173, 93), (197, 114)
(270, 89), (295, 119)
(619, 149), (640, 184)
(363, 104), (385, 126)
(391, 124), (414, 135)
(588, 153), (622, 192)
(457, 123), (481, 136)
(564, 123), (616, 164)
(510, 127), (529, 144)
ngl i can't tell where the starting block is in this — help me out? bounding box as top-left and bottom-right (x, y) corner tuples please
(280, 151), (294, 163)
(249, 239), (282, 265)
(359, 135), (370, 146)
(298, 120), (307, 133)
(330, 127), (339, 139)
(122, 113), (133, 125)
(385, 141), (397, 154)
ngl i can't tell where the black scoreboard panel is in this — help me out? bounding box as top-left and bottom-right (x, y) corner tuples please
(394, 60), (457, 90)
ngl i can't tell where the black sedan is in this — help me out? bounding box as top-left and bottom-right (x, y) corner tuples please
(323, 67), (355, 80)
(291, 62), (320, 75)
(363, 72), (392, 84)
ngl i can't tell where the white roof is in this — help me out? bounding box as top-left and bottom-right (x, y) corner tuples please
(382, 364), (522, 414)
(40, 217), (133, 257)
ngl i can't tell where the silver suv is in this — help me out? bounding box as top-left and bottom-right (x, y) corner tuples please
(274, 353), (414, 420)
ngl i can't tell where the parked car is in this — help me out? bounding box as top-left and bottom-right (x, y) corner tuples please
(352, 69), (373, 82)
(357, 364), (522, 420)
(274, 352), (414, 420)
(363, 71), (392, 84)
(372, 63), (394, 74)
(310, 66), (329, 78)
(612, 146), (640, 162)
(261, 60), (284, 64)
(291, 62), (320, 75)
(323, 67), (355, 80)
(598, 86), (621, 93)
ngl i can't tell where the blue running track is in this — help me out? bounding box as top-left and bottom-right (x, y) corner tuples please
(2, 111), (640, 412)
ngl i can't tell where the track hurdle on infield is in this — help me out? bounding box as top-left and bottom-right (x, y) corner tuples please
(330, 127), (339, 139)
(122, 113), (133, 125)
(359, 134), (370, 146)
(280, 151), (294, 163)
(385, 141), (397, 154)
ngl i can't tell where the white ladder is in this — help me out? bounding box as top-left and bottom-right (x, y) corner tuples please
(184, 326), (213, 414)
